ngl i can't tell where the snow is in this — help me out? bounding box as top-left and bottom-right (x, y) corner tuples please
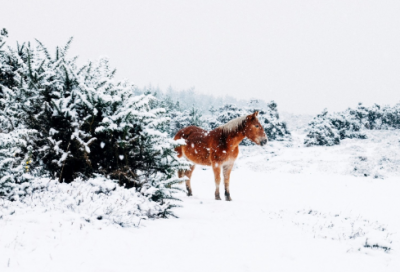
(1, 130), (400, 271)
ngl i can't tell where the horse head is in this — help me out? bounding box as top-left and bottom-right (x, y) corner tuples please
(244, 111), (268, 146)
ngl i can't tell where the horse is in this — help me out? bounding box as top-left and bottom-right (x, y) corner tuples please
(174, 111), (268, 201)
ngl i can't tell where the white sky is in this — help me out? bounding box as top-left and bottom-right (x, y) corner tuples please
(2, 0), (400, 114)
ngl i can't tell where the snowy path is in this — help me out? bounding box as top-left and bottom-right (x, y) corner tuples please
(1, 167), (400, 272)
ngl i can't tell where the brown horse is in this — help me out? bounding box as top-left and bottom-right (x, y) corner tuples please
(174, 111), (267, 201)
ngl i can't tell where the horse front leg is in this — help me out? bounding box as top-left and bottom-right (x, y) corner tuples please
(212, 164), (222, 200)
(223, 163), (234, 201)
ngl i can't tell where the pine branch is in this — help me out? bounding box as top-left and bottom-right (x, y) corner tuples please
(35, 39), (52, 61)
(62, 37), (73, 58)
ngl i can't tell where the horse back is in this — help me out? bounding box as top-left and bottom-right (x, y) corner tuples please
(174, 126), (199, 139)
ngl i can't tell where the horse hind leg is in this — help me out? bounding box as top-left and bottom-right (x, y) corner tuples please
(178, 169), (185, 184)
(183, 165), (195, 196)
(176, 146), (190, 190)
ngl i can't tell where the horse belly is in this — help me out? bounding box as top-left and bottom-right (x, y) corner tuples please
(182, 143), (211, 166)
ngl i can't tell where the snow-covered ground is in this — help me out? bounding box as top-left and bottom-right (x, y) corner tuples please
(1, 130), (400, 272)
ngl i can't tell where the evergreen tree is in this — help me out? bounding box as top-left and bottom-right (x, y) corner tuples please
(189, 106), (203, 127)
(0, 36), (189, 213)
(209, 105), (217, 116)
(169, 106), (204, 136)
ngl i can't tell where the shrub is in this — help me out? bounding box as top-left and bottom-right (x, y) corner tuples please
(304, 109), (366, 147)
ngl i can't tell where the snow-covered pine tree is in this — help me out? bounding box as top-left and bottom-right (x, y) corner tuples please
(209, 105), (217, 116)
(169, 106), (204, 136)
(0, 37), (189, 213)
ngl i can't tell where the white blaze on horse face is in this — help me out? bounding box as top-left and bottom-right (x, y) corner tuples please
(222, 150), (226, 153)
(191, 143), (194, 148)
(215, 163), (219, 167)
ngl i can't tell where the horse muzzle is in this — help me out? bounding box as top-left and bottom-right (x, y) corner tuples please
(260, 139), (268, 146)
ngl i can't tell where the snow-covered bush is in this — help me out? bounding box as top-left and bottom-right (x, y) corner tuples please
(304, 110), (340, 147)
(0, 175), (182, 225)
(0, 33), (189, 217)
(373, 103), (400, 130)
(304, 109), (366, 147)
(329, 110), (366, 140)
(306, 102), (400, 147)
(0, 129), (43, 200)
(348, 102), (400, 130)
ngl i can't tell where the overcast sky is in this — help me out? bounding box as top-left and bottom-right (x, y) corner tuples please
(2, 0), (400, 114)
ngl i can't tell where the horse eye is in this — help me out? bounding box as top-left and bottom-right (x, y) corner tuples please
(255, 125), (259, 128)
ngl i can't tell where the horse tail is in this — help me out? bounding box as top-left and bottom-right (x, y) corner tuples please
(173, 129), (189, 158)
(174, 129), (192, 140)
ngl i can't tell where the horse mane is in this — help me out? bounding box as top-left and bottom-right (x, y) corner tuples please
(217, 115), (247, 136)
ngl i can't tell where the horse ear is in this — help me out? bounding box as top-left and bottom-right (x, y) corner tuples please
(247, 111), (259, 120)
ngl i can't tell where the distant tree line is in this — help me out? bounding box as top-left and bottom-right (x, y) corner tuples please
(148, 94), (292, 144)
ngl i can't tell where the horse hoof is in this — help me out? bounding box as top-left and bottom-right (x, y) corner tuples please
(187, 192), (193, 197)
(215, 196), (221, 200)
(225, 197), (232, 201)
